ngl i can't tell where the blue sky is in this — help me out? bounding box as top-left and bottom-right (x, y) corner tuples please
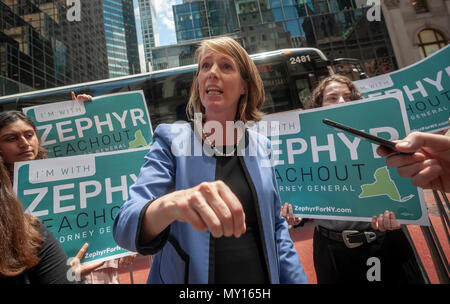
(152, 0), (182, 46)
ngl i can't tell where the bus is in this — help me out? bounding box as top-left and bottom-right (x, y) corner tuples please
(1, 47), (441, 284)
(0, 48), (366, 129)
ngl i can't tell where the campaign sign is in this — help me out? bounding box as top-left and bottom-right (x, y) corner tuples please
(259, 94), (428, 225)
(354, 45), (450, 133)
(13, 147), (150, 263)
(23, 91), (153, 158)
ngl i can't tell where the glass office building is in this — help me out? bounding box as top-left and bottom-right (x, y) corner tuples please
(241, 0), (396, 76)
(152, 0), (396, 76)
(174, 0), (237, 43)
(0, 0), (109, 96)
(103, 0), (141, 77)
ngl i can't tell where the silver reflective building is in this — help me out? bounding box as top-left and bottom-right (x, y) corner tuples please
(137, 0), (159, 72)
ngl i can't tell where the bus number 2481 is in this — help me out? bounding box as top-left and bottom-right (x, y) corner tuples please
(289, 55), (311, 65)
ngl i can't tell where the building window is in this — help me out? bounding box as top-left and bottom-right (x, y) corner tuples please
(411, 0), (429, 14)
(417, 28), (447, 58)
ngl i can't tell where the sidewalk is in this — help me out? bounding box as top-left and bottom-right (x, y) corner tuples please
(292, 189), (450, 284)
(118, 254), (151, 284)
(118, 190), (449, 284)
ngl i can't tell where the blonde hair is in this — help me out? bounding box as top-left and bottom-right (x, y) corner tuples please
(186, 37), (265, 123)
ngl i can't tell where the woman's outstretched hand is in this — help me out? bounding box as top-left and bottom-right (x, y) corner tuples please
(143, 180), (246, 241)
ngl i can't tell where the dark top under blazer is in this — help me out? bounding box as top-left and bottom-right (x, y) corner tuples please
(113, 122), (308, 284)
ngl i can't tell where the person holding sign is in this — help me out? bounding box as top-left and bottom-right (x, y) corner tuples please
(113, 37), (308, 284)
(0, 111), (47, 180)
(0, 154), (74, 283)
(282, 74), (424, 283)
(0, 94), (109, 283)
(378, 131), (450, 193)
(0, 92), (91, 178)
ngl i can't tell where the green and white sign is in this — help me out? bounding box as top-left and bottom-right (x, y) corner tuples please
(354, 45), (450, 133)
(259, 94), (428, 225)
(23, 91), (153, 158)
(13, 147), (150, 263)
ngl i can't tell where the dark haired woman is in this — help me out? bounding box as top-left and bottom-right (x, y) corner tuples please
(0, 154), (74, 283)
(283, 75), (425, 284)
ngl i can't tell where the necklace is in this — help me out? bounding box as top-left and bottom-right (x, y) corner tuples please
(194, 118), (237, 157)
(202, 129), (236, 157)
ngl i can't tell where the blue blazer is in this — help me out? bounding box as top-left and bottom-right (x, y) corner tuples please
(113, 123), (308, 284)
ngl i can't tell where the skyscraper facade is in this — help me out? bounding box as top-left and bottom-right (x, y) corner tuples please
(103, 0), (141, 77)
(174, 0), (236, 43)
(138, 0), (159, 71)
(0, 0), (109, 96)
(152, 0), (397, 77)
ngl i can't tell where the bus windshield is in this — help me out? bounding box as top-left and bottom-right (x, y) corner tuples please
(330, 58), (368, 81)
